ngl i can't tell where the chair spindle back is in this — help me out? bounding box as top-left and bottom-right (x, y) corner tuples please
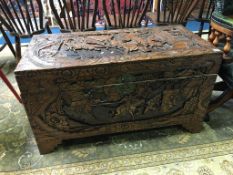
(157, 0), (199, 25)
(102, 0), (150, 29)
(0, 0), (44, 37)
(49, 0), (98, 32)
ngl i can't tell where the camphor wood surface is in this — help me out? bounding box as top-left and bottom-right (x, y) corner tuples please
(15, 25), (222, 154)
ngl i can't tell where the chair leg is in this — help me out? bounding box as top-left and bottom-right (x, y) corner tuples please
(46, 22), (52, 34)
(223, 35), (231, 54)
(207, 88), (233, 113)
(0, 69), (22, 103)
(145, 18), (149, 27)
(198, 21), (205, 37)
(214, 81), (228, 91)
(209, 27), (215, 42)
(15, 35), (21, 62)
(0, 43), (6, 52)
(213, 30), (220, 46)
(0, 25), (16, 57)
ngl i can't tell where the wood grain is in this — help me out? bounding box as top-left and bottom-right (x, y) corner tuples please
(15, 25), (222, 154)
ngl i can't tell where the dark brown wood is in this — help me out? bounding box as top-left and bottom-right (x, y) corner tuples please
(146, 0), (199, 26)
(190, 0), (214, 36)
(0, 22), (15, 56)
(102, 0), (150, 29)
(214, 81), (228, 91)
(15, 25), (222, 154)
(0, 0), (51, 60)
(208, 88), (233, 113)
(0, 22), (21, 103)
(0, 42), (6, 52)
(208, 17), (233, 113)
(49, 0), (98, 32)
(0, 0), (44, 36)
(15, 35), (21, 62)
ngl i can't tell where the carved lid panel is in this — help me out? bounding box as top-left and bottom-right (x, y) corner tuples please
(15, 25), (221, 72)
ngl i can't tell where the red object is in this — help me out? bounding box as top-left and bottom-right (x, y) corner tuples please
(0, 69), (22, 103)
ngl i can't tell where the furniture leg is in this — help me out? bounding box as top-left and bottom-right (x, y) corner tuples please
(182, 118), (204, 133)
(214, 81), (228, 91)
(145, 18), (149, 27)
(208, 88), (233, 113)
(0, 24), (16, 57)
(213, 30), (220, 46)
(0, 43), (6, 52)
(223, 35), (232, 54)
(0, 69), (22, 103)
(15, 35), (21, 62)
(209, 28), (216, 42)
(35, 136), (62, 154)
(198, 21), (205, 37)
(46, 22), (52, 34)
(204, 114), (210, 122)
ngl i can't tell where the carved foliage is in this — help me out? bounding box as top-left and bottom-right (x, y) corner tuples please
(32, 27), (203, 65)
(36, 76), (205, 132)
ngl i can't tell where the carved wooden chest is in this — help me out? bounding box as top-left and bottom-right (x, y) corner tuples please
(15, 25), (222, 154)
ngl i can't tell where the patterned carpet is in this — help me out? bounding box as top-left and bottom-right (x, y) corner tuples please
(0, 48), (233, 175)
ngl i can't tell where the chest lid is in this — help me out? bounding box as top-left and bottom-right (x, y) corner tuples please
(15, 25), (221, 73)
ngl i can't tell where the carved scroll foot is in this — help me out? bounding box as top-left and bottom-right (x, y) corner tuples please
(182, 120), (203, 133)
(36, 137), (62, 154)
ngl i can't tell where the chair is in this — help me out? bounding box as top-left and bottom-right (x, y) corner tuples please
(146, 0), (199, 26)
(0, 69), (22, 103)
(207, 0), (233, 113)
(0, 30), (6, 52)
(0, 0), (51, 61)
(209, 0), (233, 54)
(190, 0), (215, 36)
(0, 22), (15, 56)
(0, 26), (21, 103)
(102, 0), (150, 29)
(49, 0), (98, 32)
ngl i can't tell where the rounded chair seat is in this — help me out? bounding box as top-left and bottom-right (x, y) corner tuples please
(208, 0), (233, 113)
(217, 40), (233, 89)
(211, 11), (233, 30)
